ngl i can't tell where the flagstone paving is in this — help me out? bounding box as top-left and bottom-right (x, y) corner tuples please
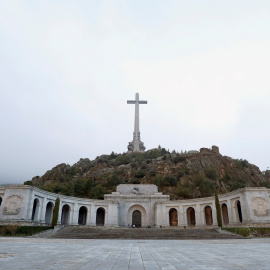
(0, 237), (270, 270)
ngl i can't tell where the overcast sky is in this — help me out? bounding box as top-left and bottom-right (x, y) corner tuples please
(0, 1), (270, 185)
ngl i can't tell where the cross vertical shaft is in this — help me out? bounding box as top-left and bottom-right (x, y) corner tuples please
(134, 93), (140, 141)
(127, 93), (147, 152)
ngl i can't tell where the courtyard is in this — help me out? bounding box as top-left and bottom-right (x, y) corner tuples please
(0, 237), (269, 270)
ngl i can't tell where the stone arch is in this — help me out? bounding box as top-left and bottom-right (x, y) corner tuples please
(169, 208), (178, 226)
(222, 203), (229, 225)
(61, 204), (70, 225)
(128, 205), (146, 227)
(0, 197), (2, 206)
(45, 202), (54, 224)
(204, 205), (213, 225)
(78, 206), (88, 225)
(96, 207), (105, 226)
(132, 210), (141, 227)
(236, 200), (243, 223)
(187, 207), (196, 226)
(31, 198), (40, 221)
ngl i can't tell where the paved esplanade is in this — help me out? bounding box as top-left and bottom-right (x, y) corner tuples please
(127, 93), (147, 152)
(1, 238), (270, 270)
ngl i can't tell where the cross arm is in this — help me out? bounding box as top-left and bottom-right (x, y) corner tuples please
(138, 101), (147, 104)
(127, 101), (136, 104)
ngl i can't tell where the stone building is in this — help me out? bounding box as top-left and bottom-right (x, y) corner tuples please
(0, 184), (270, 227)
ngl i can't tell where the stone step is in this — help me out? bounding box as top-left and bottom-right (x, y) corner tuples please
(49, 226), (244, 240)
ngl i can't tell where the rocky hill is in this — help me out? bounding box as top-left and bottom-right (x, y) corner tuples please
(25, 146), (270, 200)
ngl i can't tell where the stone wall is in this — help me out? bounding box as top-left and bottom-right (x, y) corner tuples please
(0, 185), (270, 228)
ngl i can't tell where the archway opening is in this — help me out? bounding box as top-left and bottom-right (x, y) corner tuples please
(169, 208), (178, 226)
(45, 202), (54, 224)
(0, 197), (2, 206)
(205, 206), (213, 225)
(236, 200), (243, 223)
(222, 203), (229, 225)
(96, 207), (105, 226)
(128, 205), (146, 227)
(78, 206), (87, 225)
(31, 198), (40, 221)
(61, 204), (70, 225)
(132, 210), (141, 227)
(187, 207), (196, 226)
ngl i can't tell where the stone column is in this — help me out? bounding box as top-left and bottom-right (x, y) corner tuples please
(72, 203), (79, 225)
(86, 205), (91, 225)
(179, 207), (184, 226)
(212, 203), (218, 226)
(195, 204), (202, 226)
(58, 201), (63, 225)
(26, 189), (35, 221)
(90, 205), (96, 226)
(39, 197), (47, 224)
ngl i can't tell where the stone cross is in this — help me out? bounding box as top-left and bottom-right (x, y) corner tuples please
(127, 93), (147, 152)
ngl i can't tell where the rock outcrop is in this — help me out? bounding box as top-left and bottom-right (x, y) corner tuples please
(25, 146), (270, 200)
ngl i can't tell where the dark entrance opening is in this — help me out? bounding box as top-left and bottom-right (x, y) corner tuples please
(61, 204), (70, 225)
(236, 200), (243, 223)
(0, 197), (2, 206)
(96, 207), (105, 226)
(187, 207), (196, 226)
(222, 203), (229, 225)
(205, 206), (213, 225)
(45, 202), (54, 224)
(31, 198), (40, 221)
(169, 208), (178, 226)
(132, 210), (141, 227)
(78, 206), (87, 225)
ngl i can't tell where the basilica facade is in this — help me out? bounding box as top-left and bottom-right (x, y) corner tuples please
(0, 184), (270, 227)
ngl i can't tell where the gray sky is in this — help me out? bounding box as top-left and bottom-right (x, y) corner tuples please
(0, 1), (270, 185)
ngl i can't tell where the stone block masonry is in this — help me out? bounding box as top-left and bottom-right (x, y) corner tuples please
(0, 184), (270, 228)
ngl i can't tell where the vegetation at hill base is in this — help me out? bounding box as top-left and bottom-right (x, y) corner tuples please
(0, 225), (51, 236)
(223, 227), (270, 237)
(24, 146), (270, 200)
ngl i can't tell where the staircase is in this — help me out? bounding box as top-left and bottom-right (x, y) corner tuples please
(49, 226), (244, 240)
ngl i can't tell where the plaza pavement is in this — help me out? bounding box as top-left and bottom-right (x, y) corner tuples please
(0, 237), (269, 270)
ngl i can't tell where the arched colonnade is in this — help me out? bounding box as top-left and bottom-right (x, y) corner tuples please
(167, 201), (242, 227)
(29, 197), (244, 227)
(30, 199), (109, 226)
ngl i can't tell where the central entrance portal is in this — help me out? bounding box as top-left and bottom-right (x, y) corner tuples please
(132, 210), (141, 227)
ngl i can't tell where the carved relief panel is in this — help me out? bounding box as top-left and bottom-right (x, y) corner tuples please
(2, 195), (23, 215)
(252, 197), (270, 217)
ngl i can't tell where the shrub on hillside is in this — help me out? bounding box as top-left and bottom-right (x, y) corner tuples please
(90, 185), (108, 199)
(107, 174), (122, 187)
(176, 186), (193, 199)
(233, 159), (249, 168)
(134, 170), (145, 179)
(228, 178), (247, 191)
(198, 179), (215, 197)
(164, 175), (177, 186)
(172, 155), (186, 164)
(259, 181), (270, 189)
(154, 174), (165, 187)
(204, 168), (217, 180)
(131, 178), (140, 184)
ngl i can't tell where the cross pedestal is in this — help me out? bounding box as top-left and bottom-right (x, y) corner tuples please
(127, 93), (147, 152)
